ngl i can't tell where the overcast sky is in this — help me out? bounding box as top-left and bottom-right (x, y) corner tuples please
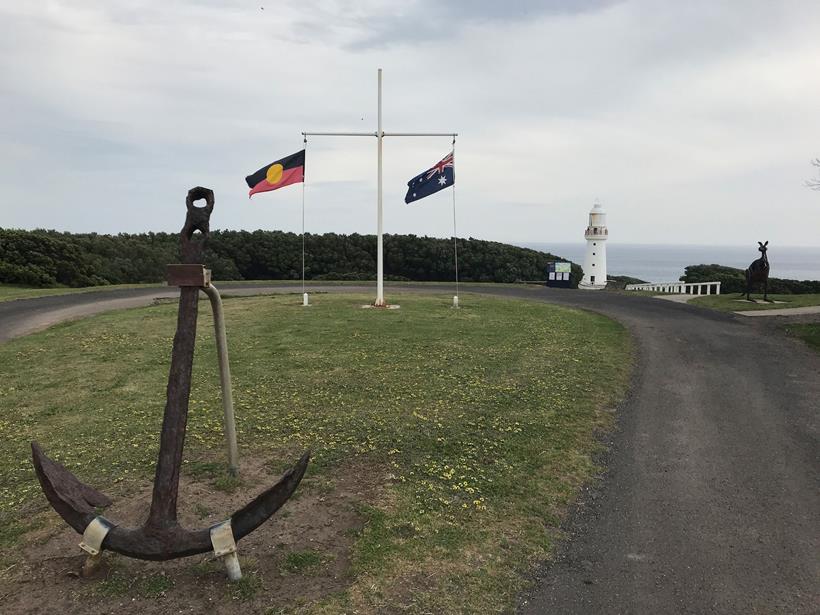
(1, 1), (819, 247)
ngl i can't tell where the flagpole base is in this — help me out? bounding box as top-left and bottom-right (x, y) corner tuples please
(452, 295), (459, 308)
(303, 293), (310, 307)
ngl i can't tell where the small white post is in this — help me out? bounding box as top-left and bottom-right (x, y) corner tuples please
(303, 292), (309, 306)
(453, 295), (459, 308)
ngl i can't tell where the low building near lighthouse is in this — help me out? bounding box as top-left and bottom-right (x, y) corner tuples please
(579, 201), (608, 290)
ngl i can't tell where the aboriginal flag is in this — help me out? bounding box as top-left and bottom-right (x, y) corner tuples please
(404, 151), (454, 204)
(246, 150), (305, 198)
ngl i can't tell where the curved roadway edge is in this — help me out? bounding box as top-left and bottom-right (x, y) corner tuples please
(496, 287), (819, 615)
(0, 285), (374, 343)
(2, 284), (818, 614)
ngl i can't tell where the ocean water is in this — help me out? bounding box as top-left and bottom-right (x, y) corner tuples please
(518, 242), (820, 283)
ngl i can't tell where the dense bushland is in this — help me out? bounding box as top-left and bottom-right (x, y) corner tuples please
(682, 264), (820, 294)
(0, 228), (581, 288)
(606, 274), (648, 289)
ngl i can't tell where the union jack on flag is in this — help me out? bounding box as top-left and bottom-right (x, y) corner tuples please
(405, 151), (455, 204)
(426, 152), (454, 179)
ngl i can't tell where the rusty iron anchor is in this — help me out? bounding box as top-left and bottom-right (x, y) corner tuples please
(31, 186), (309, 576)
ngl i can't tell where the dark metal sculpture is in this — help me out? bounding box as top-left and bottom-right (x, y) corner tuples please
(743, 240), (770, 302)
(31, 187), (309, 569)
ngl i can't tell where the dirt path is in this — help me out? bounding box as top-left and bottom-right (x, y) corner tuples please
(2, 284), (818, 614)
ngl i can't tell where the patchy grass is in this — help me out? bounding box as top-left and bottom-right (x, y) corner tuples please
(94, 571), (131, 598)
(190, 558), (221, 577)
(281, 550), (330, 575)
(0, 520), (32, 549)
(139, 573), (174, 597)
(692, 293), (820, 312)
(0, 292), (631, 613)
(230, 572), (263, 601)
(193, 502), (211, 519)
(213, 473), (243, 493)
(95, 568), (173, 598)
(785, 323), (820, 353)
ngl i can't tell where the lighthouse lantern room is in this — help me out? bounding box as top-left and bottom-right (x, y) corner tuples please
(579, 201), (608, 290)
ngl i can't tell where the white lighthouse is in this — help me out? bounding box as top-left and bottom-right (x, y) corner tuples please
(579, 201), (608, 290)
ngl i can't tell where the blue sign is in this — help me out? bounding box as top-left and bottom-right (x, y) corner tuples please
(546, 261), (572, 288)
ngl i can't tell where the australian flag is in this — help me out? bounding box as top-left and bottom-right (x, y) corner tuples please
(404, 151), (455, 204)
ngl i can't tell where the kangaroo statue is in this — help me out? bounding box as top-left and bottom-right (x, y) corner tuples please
(743, 241), (770, 301)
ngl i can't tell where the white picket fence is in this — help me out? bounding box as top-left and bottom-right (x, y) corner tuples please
(624, 281), (721, 295)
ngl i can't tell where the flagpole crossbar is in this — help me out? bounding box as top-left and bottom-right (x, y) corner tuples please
(383, 132), (458, 137)
(302, 132), (376, 137)
(302, 70), (456, 307)
(301, 132), (457, 138)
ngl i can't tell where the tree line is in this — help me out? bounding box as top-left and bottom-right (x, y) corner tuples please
(0, 228), (582, 288)
(682, 264), (820, 294)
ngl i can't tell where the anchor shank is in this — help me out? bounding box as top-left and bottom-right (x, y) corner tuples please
(147, 285), (199, 528)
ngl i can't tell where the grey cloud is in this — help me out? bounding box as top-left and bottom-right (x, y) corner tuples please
(342, 0), (624, 48)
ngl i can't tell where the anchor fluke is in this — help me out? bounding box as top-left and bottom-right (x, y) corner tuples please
(232, 450), (310, 540)
(31, 441), (112, 534)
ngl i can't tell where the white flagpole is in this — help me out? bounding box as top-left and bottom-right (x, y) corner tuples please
(376, 68), (385, 306)
(302, 69), (457, 308)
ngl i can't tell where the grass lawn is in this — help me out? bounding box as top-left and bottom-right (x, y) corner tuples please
(0, 292), (631, 613)
(785, 323), (820, 353)
(691, 293), (820, 312)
